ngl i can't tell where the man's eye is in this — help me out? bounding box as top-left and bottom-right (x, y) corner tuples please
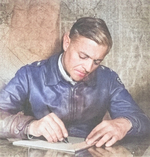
(79, 54), (88, 59)
(94, 60), (101, 65)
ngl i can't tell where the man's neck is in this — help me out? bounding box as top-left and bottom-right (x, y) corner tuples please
(58, 53), (76, 85)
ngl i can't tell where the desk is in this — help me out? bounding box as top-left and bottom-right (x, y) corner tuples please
(0, 136), (150, 157)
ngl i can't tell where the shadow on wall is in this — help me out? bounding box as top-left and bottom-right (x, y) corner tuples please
(0, 0), (61, 89)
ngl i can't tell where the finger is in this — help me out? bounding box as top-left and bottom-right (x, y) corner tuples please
(38, 118), (59, 142)
(39, 126), (53, 142)
(86, 126), (106, 145)
(86, 132), (103, 145)
(95, 132), (112, 147)
(45, 123), (60, 142)
(87, 120), (108, 139)
(47, 114), (64, 141)
(105, 136), (118, 147)
(86, 126), (100, 139)
(35, 115), (62, 142)
(50, 113), (68, 137)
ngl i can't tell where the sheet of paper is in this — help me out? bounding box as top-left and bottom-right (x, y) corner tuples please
(13, 136), (93, 153)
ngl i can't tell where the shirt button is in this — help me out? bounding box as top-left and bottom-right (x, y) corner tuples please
(14, 129), (19, 134)
(37, 62), (41, 66)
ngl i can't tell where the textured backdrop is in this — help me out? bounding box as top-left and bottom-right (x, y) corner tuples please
(0, 0), (60, 88)
(0, 0), (150, 115)
(61, 0), (150, 115)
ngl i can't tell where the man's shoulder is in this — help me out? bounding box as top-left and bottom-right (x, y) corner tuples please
(26, 53), (60, 69)
(15, 54), (59, 78)
(97, 65), (119, 79)
(98, 65), (114, 73)
(97, 65), (124, 85)
(27, 59), (48, 68)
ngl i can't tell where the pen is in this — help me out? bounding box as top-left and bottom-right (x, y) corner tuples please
(62, 137), (69, 143)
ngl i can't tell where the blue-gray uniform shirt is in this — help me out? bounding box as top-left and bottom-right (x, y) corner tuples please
(0, 53), (150, 138)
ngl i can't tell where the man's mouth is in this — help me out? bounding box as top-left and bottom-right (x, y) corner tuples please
(75, 70), (87, 78)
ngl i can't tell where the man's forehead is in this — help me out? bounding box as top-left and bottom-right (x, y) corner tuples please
(70, 36), (108, 57)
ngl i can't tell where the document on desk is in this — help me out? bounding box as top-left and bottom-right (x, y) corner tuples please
(13, 136), (93, 153)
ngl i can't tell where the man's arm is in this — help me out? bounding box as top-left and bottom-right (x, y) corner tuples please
(28, 112), (68, 142)
(86, 71), (150, 147)
(0, 67), (68, 141)
(86, 118), (132, 147)
(0, 109), (68, 141)
(0, 109), (35, 139)
(0, 66), (35, 139)
(0, 65), (68, 141)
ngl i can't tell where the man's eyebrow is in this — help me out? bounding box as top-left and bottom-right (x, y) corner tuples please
(94, 59), (103, 62)
(80, 51), (89, 57)
(80, 51), (103, 61)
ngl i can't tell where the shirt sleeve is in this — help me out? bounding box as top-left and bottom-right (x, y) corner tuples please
(0, 66), (29, 114)
(108, 71), (150, 136)
(0, 66), (35, 139)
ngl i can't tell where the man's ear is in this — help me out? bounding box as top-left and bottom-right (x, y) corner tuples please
(63, 32), (70, 51)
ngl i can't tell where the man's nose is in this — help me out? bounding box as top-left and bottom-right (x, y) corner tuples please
(84, 59), (93, 73)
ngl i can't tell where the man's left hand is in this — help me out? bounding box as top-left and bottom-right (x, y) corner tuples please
(86, 118), (132, 147)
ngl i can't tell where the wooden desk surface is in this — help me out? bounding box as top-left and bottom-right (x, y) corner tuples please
(0, 136), (150, 157)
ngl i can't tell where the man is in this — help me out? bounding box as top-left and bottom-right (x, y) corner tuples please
(0, 17), (150, 148)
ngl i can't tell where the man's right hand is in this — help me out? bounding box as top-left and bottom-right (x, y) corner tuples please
(28, 113), (68, 142)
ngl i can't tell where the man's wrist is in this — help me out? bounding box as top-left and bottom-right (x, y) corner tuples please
(116, 117), (133, 131)
(25, 120), (35, 140)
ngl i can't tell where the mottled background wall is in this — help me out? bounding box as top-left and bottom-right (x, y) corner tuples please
(0, 0), (150, 115)
(0, 0), (60, 88)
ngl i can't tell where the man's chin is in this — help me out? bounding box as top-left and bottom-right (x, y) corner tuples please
(72, 76), (87, 82)
(73, 78), (83, 82)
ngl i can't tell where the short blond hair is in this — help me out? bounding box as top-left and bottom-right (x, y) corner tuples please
(69, 17), (112, 53)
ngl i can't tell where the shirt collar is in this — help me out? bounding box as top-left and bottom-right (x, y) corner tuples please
(58, 54), (76, 85)
(45, 53), (96, 87)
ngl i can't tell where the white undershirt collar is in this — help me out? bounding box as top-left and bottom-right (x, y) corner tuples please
(58, 54), (76, 85)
